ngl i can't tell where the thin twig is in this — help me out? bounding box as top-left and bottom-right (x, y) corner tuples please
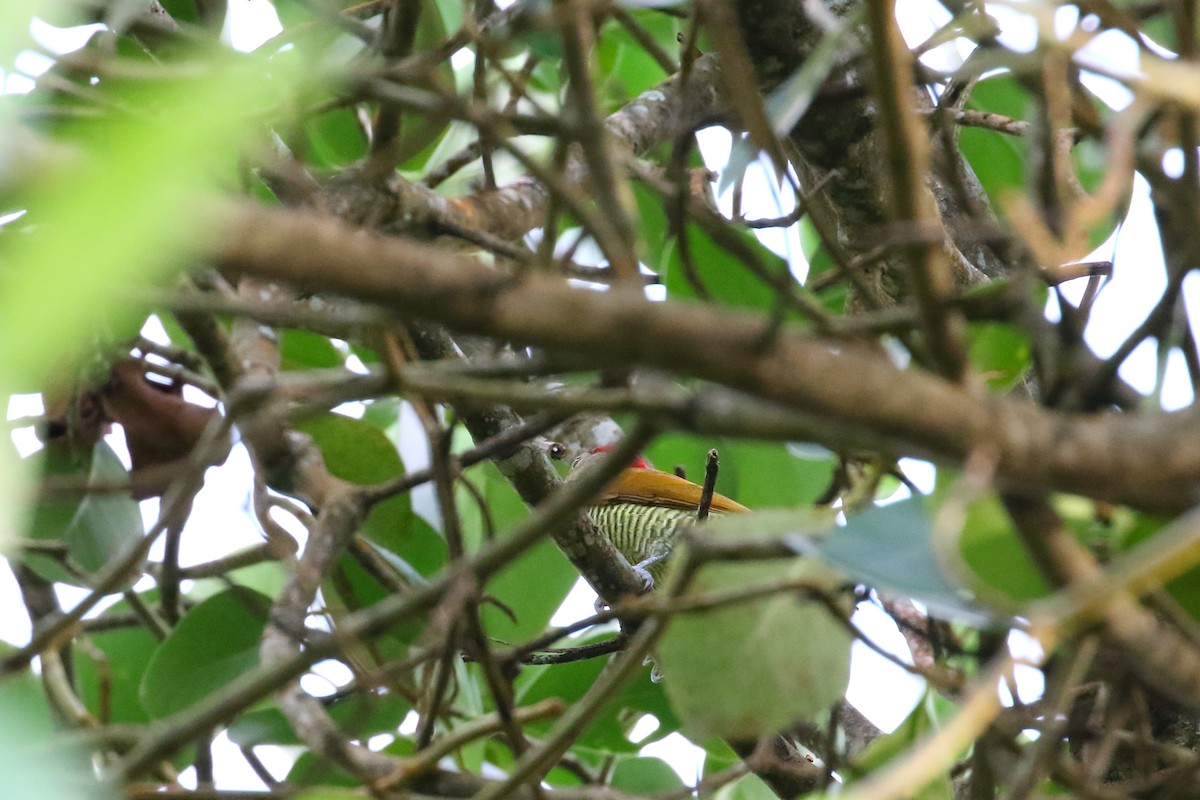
(697, 448), (719, 521)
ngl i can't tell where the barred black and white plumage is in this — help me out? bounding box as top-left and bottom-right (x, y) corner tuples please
(588, 502), (731, 582)
(568, 444), (749, 585)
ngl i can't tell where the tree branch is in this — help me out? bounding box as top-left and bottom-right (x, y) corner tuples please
(214, 204), (1200, 513)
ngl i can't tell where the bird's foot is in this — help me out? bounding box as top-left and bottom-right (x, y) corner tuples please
(631, 563), (656, 593)
(631, 551), (668, 593)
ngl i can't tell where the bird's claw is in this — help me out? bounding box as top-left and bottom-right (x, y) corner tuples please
(630, 550), (668, 593)
(631, 563), (656, 593)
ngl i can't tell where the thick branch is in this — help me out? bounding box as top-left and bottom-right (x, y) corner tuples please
(214, 205), (1200, 513)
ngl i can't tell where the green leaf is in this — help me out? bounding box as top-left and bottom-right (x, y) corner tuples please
(958, 75), (1028, 207)
(641, 435), (833, 508)
(957, 494), (1051, 603)
(158, 0), (201, 24)
(814, 500), (992, 623)
(0, 48), (300, 392)
(1072, 137), (1128, 251)
(0, 666), (105, 800)
(228, 691), (411, 747)
(24, 440), (144, 586)
(294, 791), (371, 800)
(75, 594), (162, 724)
(304, 108), (369, 170)
(189, 559), (290, 602)
(287, 750), (358, 788)
(723, 441), (835, 508)
(661, 226), (785, 311)
(967, 323), (1031, 391)
(612, 757), (683, 793)
(657, 553), (852, 739)
(140, 586), (271, 718)
(361, 398), (400, 431)
(1112, 512), (1200, 622)
(596, 11), (679, 108)
(473, 463), (577, 641)
(515, 633), (679, 752)
(632, 183), (793, 312)
(298, 412), (413, 548)
(712, 773), (779, 800)
(280, 330), (346, 370)
(294, 791), (365, 800)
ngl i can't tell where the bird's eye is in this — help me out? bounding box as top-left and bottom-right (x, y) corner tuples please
(547, 442), (567, 460)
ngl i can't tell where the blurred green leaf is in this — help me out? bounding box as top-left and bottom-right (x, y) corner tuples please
(304, 107), (369, 170)
(958, 495), (1051, 603)
(661, 226), (785, 311)
(288, 750), (358, 788)
(515, 632), (678, 752)
(632, 183), (791, 311)
(959, 75), (1028, 207)
(596, 11), (678, 108)
(0, 665), (105, 800)
(641, 435), (833, 508)
(294, 791), (365, 800)
(1116, 512), (1200, 621)
(294, 791), (368, 800)
(468, 462), (577, 641)
(813, 501), (991, 623)
(712, 772), (779, 800)
(24, 440), (144, 586)
(1, 47), (299, 391)
(612, 757), (683, 793)
(845, 693), (953, 799)
(967, 322), (1031, 391)
(722, 441), (835, 508)
(281, 330), (346, 370)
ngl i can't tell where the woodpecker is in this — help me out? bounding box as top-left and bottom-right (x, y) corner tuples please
(568, 445), (749, 586)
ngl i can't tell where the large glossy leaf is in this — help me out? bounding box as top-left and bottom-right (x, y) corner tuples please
(140, 586), (271, 718)
(816, 501), (994, 623)
(656, 552), (852, 739)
